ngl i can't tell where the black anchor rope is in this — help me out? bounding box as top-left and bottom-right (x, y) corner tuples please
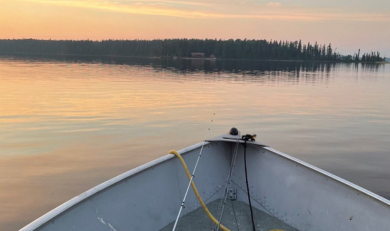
(242, 134), (257, 231)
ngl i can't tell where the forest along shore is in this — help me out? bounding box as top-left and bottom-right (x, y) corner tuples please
(0, 39), (386, 63)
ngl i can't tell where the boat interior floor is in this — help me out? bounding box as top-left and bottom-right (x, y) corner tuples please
(159, 199), (298, 231)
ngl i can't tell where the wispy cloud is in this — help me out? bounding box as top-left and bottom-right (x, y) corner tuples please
(23, 0), (390, 22)
(267, 2), (281, 7)
(121, 0), (213, 6)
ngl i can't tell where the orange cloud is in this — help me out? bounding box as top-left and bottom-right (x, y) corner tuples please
(21, 0), (390, 22)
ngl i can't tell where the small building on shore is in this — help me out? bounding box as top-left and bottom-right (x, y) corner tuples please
(191, 52), (205, 58)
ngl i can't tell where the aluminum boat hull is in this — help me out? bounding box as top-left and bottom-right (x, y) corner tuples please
(21, 135), (390, 231)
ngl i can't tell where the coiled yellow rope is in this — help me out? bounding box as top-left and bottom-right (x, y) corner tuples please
(169, 150), (284, 231)
(169, 150), (230, 231)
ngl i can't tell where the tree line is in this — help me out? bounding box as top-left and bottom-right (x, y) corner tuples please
(0, 39), (385, 62)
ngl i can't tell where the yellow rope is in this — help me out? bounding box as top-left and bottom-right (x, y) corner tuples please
(169, 150), (230, 231)
(169, 150), (284, 231)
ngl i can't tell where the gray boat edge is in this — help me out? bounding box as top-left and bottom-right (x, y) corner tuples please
(20, 142), (206, 231)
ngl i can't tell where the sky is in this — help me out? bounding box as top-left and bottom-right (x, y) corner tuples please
(0, 0), (389, 56)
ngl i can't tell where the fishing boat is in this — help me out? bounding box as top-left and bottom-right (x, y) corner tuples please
(21, 128), (390, 231)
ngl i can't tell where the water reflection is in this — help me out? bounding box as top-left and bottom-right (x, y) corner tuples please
(1, 53), (385, 74)
(0, 55), (389, 230)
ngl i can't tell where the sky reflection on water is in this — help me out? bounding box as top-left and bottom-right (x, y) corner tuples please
(0, 56), (389, 230)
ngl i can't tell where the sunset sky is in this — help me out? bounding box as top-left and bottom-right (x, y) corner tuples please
(0, 0), (389, 56)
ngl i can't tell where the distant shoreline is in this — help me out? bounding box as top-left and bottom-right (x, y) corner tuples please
(0, 52), (388, 64)
(1, 38), (386, 63)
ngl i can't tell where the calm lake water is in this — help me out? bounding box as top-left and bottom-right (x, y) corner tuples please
(1, 56), (390, 230)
